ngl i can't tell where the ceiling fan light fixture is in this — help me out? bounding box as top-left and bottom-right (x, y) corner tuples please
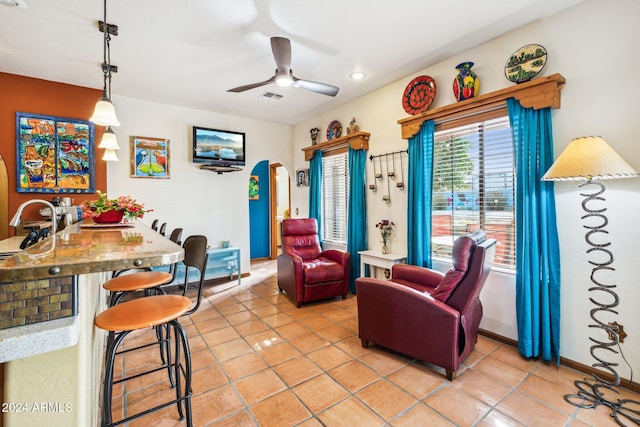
(349, 70), (367, 80)
(275, 70), (293, 87)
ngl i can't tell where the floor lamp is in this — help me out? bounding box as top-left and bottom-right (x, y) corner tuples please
(542, 136), (639, 425)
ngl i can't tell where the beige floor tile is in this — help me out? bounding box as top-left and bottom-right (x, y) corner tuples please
(257, 341), (301, 365)
(289, 332), (331, 353)
(300, 314), (335, 330)
(293, 374), (350, 412)
(490, 344), (542, 372)
(424, 385), (492, 426)
(211, 337), (254, 362)
(317, 396), (385, 427)
(359, 348), (410, 376)
(390, 402), (455, 427)
(494, 391), (571, 426)
(261, 312), (296, 328)
(328, 360), (380, 392)
(225, 309), (259, 325)
(244, 329), (283, 351)
(191, 364), (228, 395)
(250, 389), (312, 426)
(473, 355), (528, 387)
(201, 325), (240, 346)
(195, 315), (231, 333)
(220, 352), (268, 379)
(453, 367), (512, 406)
(234, 319), (270, 336)
(191, 385), (245, 426)
(335, 335), (372, 358)
(387, 363), (447, 399)
(273, 355), (323, 387)
(476, 409), (525, 426)
(208, 410), (257, 426)
(274, 321), (309, 339)
(234, 368), (287, 405)
(356, 379), (418, 420)
(306, 344), (352, 371)
(315, 323), (356, 342)
(249, 304), (280, 318)
(518, 373), (581, 415)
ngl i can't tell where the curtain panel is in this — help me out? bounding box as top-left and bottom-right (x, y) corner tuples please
(309, 150), (323, 240)
(347, 147), (367, 292)
(407, 120), (435, 267)
(507, 97), (562, 363)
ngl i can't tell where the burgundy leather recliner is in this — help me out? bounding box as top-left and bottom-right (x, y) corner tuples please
(355, 230), (496, 380)
(278, 218), (351, 307)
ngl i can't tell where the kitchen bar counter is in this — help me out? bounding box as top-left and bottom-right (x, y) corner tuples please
(0, 220), (183, 427)
(0, 221), (184, 283)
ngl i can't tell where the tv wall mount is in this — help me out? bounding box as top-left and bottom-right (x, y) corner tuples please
(200, 164), (242, 174)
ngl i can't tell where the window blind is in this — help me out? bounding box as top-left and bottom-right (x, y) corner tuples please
(321, 151), (349, 244)
(432, 115), (516, 269)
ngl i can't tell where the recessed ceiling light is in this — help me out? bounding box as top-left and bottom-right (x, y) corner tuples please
(349, 71), (367, 80)
(0, 0), (27, 8)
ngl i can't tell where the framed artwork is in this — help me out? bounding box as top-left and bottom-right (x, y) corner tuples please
(296, 169), (309, 187)
(249, 175), (259, 200)
(130, 136), (170, 178)
(16, 112), (94, 193)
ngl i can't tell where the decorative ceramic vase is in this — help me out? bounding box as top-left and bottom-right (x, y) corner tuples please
(93, 209), (124, 224)
(382, 243), (389, 254)
(452, 62), (479, 101)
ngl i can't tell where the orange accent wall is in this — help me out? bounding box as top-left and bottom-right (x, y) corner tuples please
(0, 72), (107, 235)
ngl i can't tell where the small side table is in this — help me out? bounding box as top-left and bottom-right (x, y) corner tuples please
(358, 250), (407, 280)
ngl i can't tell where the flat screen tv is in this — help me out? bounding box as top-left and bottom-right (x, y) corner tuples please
(192, 126), (246, 167)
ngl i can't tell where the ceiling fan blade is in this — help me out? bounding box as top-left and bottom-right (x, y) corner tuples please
(292, 77), (339, 97)
(227, 76), (276, 93)
(271, 37), (291, 70)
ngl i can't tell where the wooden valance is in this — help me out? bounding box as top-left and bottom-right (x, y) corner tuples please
(398, 73), (565, 139)
(302, 131), (370, 161)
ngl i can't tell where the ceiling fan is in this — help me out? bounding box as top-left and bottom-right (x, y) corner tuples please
(227, 37), (339, 97)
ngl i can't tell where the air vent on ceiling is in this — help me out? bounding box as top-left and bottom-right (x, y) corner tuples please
(259, 91), (284, 101)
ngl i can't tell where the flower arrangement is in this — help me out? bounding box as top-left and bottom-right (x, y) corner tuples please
(81, 191), (151, 221)
(376, 219), (395, 253)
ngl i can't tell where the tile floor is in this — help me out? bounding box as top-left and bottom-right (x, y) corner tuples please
(110, 260), (640, 426)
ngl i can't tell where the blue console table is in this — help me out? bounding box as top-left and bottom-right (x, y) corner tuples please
(155, 246), (241, 285)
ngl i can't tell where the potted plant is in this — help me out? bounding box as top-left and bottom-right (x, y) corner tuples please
(81, 191), (151, 223)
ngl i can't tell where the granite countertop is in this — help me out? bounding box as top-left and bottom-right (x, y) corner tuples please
(0, 221), (184, 282)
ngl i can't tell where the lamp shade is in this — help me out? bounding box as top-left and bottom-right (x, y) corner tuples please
(98, 126), (120, 150)
(90, 97), (120, 127)
(102, 149), (118, 162)
(542, 136), (638, 181)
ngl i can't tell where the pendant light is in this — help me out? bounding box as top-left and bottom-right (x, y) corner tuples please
(90, 0), (121, 161)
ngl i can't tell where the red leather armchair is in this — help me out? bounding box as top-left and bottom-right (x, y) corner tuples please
(356, 230), (496, 380)
(278, 218), (350, 307)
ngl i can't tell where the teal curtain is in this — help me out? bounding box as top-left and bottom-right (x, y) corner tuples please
(507, 98), (561, 363)
(347, 147), (367, 292)
(407, 120), (435, 267)
(309, 150), (322, 238)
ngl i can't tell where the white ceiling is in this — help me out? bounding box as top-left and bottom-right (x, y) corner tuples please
(0, 0), (582, 125)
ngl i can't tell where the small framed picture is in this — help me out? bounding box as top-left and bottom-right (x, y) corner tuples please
(130, 136), (170, 178)
(249, 175), (259, 200)
(296, 169), (309, 187)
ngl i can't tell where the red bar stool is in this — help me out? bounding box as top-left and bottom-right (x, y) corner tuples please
(95, 294), (193, 427)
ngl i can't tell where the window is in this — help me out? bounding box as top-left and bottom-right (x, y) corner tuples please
(431, 114), (515, 270)
(321, 151), (349, 244)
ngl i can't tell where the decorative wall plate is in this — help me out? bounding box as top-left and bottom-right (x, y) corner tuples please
(504, 44), (547, 83)
(326, 120), (342, 140)
(402, 75), (436, 115)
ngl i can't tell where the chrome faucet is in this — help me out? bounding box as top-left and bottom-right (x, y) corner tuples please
(9, 199), (58, 238)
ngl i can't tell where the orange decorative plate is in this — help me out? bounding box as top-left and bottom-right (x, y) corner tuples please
(402, 75), (436, 115)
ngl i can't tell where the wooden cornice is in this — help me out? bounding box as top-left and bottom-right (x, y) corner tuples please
(398, 73), (566, 139)
(302, 131), (370, 161)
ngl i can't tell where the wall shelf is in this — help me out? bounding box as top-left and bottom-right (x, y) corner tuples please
(398, 73), (565, 139)
(200, 164), (243, 174)
(302, 131), (370, 161)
